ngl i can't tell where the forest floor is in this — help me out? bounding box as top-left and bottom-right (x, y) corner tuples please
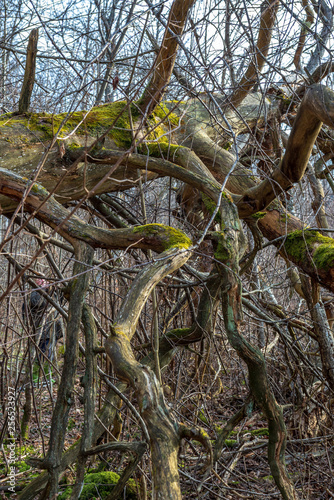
(0, 339), (333, 499)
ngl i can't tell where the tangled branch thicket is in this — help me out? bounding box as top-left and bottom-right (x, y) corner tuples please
(0, 0), (334, 499)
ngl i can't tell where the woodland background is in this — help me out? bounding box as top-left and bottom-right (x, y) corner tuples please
(0, 0), (334, 499)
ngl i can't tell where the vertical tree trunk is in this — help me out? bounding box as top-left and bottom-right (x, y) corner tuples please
(215, 200), (299, 500)
(41, 243), (94, 500)
(18, 29), (38, 114)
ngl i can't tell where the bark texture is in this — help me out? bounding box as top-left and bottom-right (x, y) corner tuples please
(18, 29), (38, 114)
(140, 0), (196, 115)
(214, 201), (299, 500)
(105, 244), (193, 499)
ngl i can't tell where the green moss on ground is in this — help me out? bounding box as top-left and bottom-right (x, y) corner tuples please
(133, 223), (192, 250)
(224, 439), (237, 447)
(285, 230), (334, 270)
(0, 445), (38, 476)
(67, 418), (76, 431)
(198, 410), (209, 425)
(58, 471), (137, 499)
(250, 427), (269, 436)
(261, 475), (274, 482)
(14, 460), (30, 473)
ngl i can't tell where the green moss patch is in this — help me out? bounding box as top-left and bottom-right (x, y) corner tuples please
(198, 410), (209, 425)
(251, 211), (267, 220)
(285, 230), (334, 270)
(0, 100), (182, 155)
(153, 102), (180, 128)
(0, 445), (38, 475)
(58, 471), (137, 499)
(137, 102), (182, 158)
(0, 102), (140, 148)
(261, 475), (274, 482)
(279, 212), (291, 222)
(51, 101), (139, 147)
(167, 326), (195, 342)
(214, 238), (231, 261)
(133, 223), (192, 250)
(213, 231), (235, 262)
(250, 427), (269, 437)
(224, 439), (237, 448)
(201, 194), (221, 222)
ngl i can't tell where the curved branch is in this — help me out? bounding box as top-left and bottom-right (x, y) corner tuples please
(139, 0), (196, 115)
(106, 241), (192, 499)
(70, 146), (226, 203)
(114, 246), (192, 342)
(178, 423), (212, 470)
(237, 84), (334, 217)
(227, 0), (279, 109)
(214, 202), (298, 500)
(0, 168), (192, 252)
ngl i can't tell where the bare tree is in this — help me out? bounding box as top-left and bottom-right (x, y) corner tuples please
(0, 0), (334, 499)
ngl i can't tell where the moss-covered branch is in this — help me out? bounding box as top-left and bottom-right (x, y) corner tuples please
(170, 121), (334, 292)
(0, 168), (192, 252)
(213, 201), (298, 500)
(237, 84), (334, 216)
(105, 240), (193, 499)
(284, 229), (334, 271)
(257, 211), (334, 293)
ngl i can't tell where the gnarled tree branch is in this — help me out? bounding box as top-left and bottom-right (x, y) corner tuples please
(139, 0), (195, 115)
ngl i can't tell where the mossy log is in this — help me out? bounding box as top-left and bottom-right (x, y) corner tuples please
(2, 89), (334, 293)
(2, 84), (334, 286)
